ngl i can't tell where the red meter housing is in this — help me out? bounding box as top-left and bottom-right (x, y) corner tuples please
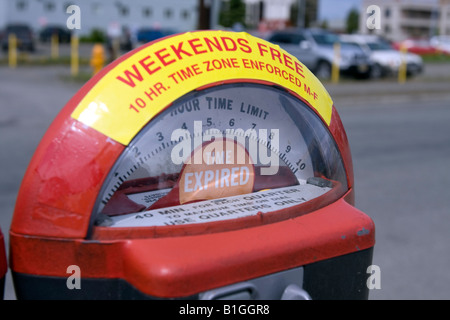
(10, 31), (374, 300)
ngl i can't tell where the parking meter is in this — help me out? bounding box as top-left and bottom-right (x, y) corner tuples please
(10, 31), (374, 300)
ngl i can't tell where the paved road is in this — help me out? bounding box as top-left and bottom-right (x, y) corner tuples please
(326, 63), (450, 300)
(335, 94), (450, 300)
(1, 64), (449, 299)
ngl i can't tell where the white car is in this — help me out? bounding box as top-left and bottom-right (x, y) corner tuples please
(340, 34), (423, 79)
(430, 35), (450, 55)
(268, 29), (372, 79)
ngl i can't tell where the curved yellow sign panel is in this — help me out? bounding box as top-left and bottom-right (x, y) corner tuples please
(71, 31), (333, 145)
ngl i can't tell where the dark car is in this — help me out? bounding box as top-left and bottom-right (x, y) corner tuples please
(1, 24), (35, 52)
(39, 25), (72, 43)
(137, 28), (175, 43)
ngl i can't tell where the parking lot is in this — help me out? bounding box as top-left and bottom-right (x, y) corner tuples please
(1, 39), (450, 299)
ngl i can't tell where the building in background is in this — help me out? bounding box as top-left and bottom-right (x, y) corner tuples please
(0, 0), (323, 36)
(0, 0), (199, 35)
(359, 0), (450, 41)
(440, 0), (450, 35)
(244, 0), (318, 30)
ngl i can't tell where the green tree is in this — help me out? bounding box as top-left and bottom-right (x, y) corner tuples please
(346, 7), (359, 33)
(320, 19), (329, 30)
(219, 0), (246, 28)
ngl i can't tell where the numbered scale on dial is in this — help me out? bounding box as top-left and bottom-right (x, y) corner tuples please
(94, 83), (347, 228)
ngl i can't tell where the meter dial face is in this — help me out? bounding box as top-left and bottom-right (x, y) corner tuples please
(94, 83), (347, 228)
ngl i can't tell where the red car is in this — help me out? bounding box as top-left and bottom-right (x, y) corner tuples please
(393, 39), (439, 55)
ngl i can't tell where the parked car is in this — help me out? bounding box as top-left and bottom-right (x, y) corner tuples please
(267, 28), (372, 79)
(1, 23), (35, 52)
(39, 25), (72, 43)
(430, 35), (450, 55)
(393, 38), (439, 55)
(340, 34), (423, 78)
(136, 27), (175, 43)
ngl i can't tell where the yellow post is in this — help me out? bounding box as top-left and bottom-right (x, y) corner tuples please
(332, 42), (340, 83)
(90, 43), (105, 75)
(113, 38), (120, 60)
(71, 34), (79, 76)
(8, 33), (17, 68)
(51, 33), (59, 59)
(398, 44), (407, 84)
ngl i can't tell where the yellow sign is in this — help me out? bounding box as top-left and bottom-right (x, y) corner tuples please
(71, 31), (333, 145)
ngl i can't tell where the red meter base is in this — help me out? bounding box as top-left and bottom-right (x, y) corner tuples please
(10, 195), (374, 300)
(11, 248), (373, 300)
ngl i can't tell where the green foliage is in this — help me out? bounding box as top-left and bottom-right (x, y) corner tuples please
(80, 28), (106, 43)
(219, 0), (246, 28)
(421, 53), (450, 63)
(346, 7), (359, 34)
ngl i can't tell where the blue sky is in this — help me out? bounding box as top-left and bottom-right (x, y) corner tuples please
(318, 0), (362, 21)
